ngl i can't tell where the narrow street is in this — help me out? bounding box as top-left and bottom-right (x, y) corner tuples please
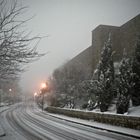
(0, 102), (138, 140)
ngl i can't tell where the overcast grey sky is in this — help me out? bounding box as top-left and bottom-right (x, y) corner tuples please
(20, 0), (140, 93)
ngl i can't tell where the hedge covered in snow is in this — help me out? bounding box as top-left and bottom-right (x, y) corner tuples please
(45, 106), (140, 130)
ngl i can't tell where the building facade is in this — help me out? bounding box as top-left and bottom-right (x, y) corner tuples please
(63, 14), (140, 79)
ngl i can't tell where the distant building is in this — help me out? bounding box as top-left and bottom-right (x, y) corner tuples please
(63, 14), (140, 79)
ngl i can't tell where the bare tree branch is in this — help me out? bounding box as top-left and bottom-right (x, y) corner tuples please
(0, 0), (45, 82)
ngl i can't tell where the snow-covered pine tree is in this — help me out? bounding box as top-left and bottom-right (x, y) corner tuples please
(78, 79), (101, 110)
(131, 36), (140, 106)
(116, 49), (132, 114)
(97, 34), (115, 112)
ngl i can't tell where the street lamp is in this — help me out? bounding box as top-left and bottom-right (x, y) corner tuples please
(40, 82), (48, 111)
(41, 83), (47, 89)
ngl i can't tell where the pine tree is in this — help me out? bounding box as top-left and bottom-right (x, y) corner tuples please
(116, 49), (132, 114)
(97, 35), (115, 112)
(131, 36), (140, 106)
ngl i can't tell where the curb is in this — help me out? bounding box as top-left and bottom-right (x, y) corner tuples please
(47, 113), (140, 139)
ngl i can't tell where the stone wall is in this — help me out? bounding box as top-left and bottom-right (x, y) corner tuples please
(46, 106), (140, 130)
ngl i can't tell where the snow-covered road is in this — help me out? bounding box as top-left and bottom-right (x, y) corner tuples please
(0, 102), (139, 140)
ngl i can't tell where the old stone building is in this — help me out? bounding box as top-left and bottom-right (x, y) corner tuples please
(63, 14), (140, 79)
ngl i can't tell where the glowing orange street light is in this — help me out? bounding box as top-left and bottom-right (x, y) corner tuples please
(41, 83), (47, 89)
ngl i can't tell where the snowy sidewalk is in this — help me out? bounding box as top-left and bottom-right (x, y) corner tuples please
(0, 124), (5, 137)
(0, 106), (9, 137)
(46, 112), (140, 139)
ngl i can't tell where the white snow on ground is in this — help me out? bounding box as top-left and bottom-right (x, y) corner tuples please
(0, 103), (140, 140)
(0, 103), (29, 140)
(63, 104), (140, 117)
(44, 111), (140, 138)
(36, 106), (140, 137)
(128, 106), (140, 117)
(0, 106), (9, 113)
(0, 105), (10, 137)
(0, 123), (5, 137)
(35, 104), (140, 138)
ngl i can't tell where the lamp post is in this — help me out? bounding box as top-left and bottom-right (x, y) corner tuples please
(41, 82), (47, 111)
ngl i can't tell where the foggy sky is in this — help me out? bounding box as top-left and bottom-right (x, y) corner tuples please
(20, 0), (140, 93)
